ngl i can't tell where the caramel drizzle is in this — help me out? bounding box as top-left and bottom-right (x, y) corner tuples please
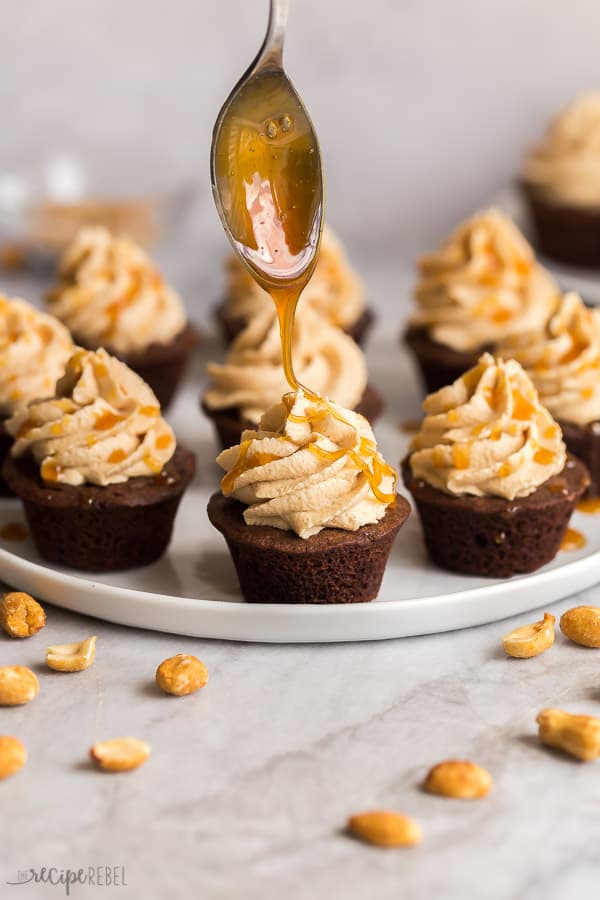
(222, 406), (397, 504)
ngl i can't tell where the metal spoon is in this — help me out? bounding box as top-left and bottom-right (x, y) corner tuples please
(210, 0), (324, 291)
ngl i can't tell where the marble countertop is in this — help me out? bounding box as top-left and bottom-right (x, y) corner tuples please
(2, 593), (600, 900)
(1, 244), (600, 900)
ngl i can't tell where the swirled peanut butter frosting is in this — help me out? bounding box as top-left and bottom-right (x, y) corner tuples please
(523, 93), (600, 207)
(0, 295), (74, 417)
(204, 305), (367, 423)
(216, 389), (397, 538)
(7, 348), (176, 486)
(47, 227), (187, 355)
(409, 353), (565, 500)
(499, 292), (600, 426)
(411, 209), (559, 352)
(224, 225), (366, 329)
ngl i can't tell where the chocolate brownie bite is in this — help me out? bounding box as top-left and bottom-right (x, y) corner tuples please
(521, 93), (600, 267)
(215, 224), (375, 348)
(404, 353), (589, 577)
(499, 292), (600, 495)
(47, 226), (199, 410)
(403, 209), (559, 394)
(3, 348), (195, 572)
(202, 305), (383, 450)
(208, 389), (408, 604)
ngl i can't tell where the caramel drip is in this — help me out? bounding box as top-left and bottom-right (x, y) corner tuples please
(221, 440), (281, 494)
(106, 269), (143, 323)
(155, 434), (172, 450)
(140, 405), (160, 417)
(559, 339), (586, 365)
(491, 307), (512, 325)
(544, 425), (559, 440)
(576, 497), (600, 514)
(94, 411), (124, 430)
(143, 454), (163, 475)
(0, 522), (28, 541)
(534, 448), (555, 465)
(307, 435), (397, 504)
(452, 444), (470, 470)
(41, 460), (62, 482)
(560, 528), (586, 551)
(512, 390), (537, 421)
(108, 448), (127, 464)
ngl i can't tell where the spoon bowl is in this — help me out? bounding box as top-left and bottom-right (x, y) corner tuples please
(210, 0), (324, 293)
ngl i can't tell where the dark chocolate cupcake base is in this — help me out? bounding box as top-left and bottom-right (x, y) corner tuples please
(80, 323), (200, 411)
(402, 455), (589, 578)
(3, 446), (196, 572)
(521, 181), (600, 269)
(214, 301), (376, 348)
(0, 419), (14, 496)
(201, 383), (385, 451)
(403, 325), (488, 395)
(207, 492), (410, 604)
(558, 419), (600, 496)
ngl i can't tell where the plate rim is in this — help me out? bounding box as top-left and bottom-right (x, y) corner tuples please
(1, 536), (598, 643)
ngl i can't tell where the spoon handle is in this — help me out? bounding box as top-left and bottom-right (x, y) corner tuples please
(255, 0), (289, 71)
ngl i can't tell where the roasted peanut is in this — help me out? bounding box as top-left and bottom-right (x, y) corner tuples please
(0, 736), (27, 779)
(560, 606), (600, 648)
(0, 592), (46, 638)
(0, 666), (39, 706)
(424, 759), (492, 798)
(46, 636), (96, 672)
(347, 811), (422, 848)
(90, 737), (151, 773)
(502, 612), (555, 658)
(537, 708), (600, 761)
(156, 653), (209, 696)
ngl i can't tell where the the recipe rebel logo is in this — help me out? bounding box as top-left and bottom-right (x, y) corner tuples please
(6, 866), (128, 895)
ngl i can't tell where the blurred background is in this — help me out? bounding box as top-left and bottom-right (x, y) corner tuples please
(0, 0), (599, 325)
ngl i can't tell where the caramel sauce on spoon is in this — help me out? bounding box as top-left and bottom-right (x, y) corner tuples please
(211, 10), (397, 504)
(212, 69), (323, 390)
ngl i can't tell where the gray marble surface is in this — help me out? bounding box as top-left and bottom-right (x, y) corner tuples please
(2, 591), (600, 900)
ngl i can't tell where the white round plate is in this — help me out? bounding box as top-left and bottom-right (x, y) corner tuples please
(0, 340), (597, 643)
(496, 185), (600, 304)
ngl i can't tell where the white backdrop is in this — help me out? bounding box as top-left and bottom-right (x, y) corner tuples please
(1, 0), (599, 320)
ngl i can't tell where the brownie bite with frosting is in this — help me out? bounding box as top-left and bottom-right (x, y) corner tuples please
(499, 292), (600, 494)
(202, 305), (383, 449)
(0, 295), (74, 494)
(47, 227), (199, 409)
(403, 353), (589, 577)
(521, 93), (600, 266)
(403, 210), (559, 393)
(208, 390), (409, 604)
(215, 225), (375, 347)
(3, 348), (195, 571)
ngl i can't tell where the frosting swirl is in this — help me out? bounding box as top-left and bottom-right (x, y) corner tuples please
(499, 292), (600, 426)
(409, 353), (565, 499)
(216, 389), (397, 538)
(523, 93), (600, 208)
(411, 209), (559, 352)
(7, 348), (176, 486)
(204, 305), (367, 423)
(0, 296), (73, 417)
(224, 225), (366, 329)
(47, 227), (187, 354)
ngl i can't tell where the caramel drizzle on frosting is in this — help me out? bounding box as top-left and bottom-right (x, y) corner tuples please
(221, 391), (397, 505)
